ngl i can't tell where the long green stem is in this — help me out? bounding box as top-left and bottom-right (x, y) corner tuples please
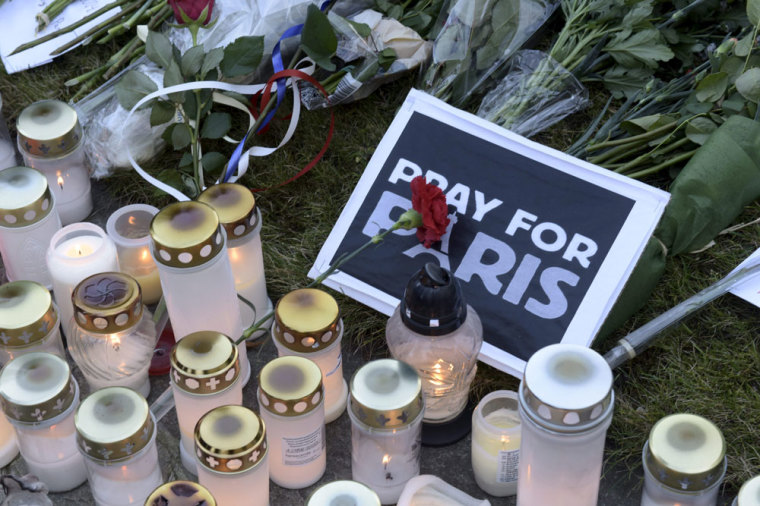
(37, 0), (76, 32)
(589, 122), (677, 150)
(50, 0), (142, 55)
(625, 149), (698, 179)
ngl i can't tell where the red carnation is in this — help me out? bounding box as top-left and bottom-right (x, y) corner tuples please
(168, 0), (215, 25)
(410, 176), (450, 248)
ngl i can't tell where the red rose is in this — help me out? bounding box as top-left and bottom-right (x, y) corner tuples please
(167, 0), (215, 25)
(410, 176), (450, 248)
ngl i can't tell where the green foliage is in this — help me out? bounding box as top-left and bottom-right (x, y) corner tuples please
(736, 68), (760, 103)
(201, 48), (224, 78)
(748, 0), (760, 26)
(201, 152), (228, 176)
(301, 4), (338, 71)
(220, 36), (265, 78)
(695, 71), (728, 102)
(374, 0), (444, 38)
(115, 70), (158, 110)
(170, 123), (191, 150)
(200, 112), (232, 139)
(150, 101), (175, 126)
(145, 31), (175, 70)
(181, 46), (205, 78)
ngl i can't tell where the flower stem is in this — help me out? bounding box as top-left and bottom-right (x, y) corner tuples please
(625, 149), (698, 179)
(50, 0), (143, 55)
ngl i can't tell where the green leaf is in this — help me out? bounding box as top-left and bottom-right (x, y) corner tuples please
(145, 31), (175, 70)
(201, 152), (227, 175)
(378, 48), (397, 70)
(161, 124), (175, 145)
(621, 3), (652, 27)
(221, 36), (264, 78)
(736, 68), (760, 103)
(115, 70), (158, 110)
(182, 91), (198, 118)
(163, 60), (185, 103)
(150, 101), (175, 126)
(402, 12), (433, 34)
(201, 47), (225, 78)
(723, 92), (747, 114)
(621, 114), (677, 135)
(719, 56), (745, 84)
(684, 117), (717, 145)
(604, 29), (675, 69)
(748, 0), (760, 26)
(170, 124), (191, 150)
(347, 19), (371, 38)
(181, 46), (205, 78)
(200, 112), (231, 139)
(300, 4), (337, 71)
(695, 72), (728, 102)
(734, 34), (754, 58)
(602, 66), (654, 99)
(178, 152), (193, 168)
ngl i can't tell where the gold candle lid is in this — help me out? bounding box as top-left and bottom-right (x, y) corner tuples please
(150, 201), (224, 268)
(197, 183), (259, 241)
(72, 272), (143, 334)
(258, 356), (323, 417)
(273, 288), (342, 353)
(0, 281), (58, 348)
(171, 331), (240, 395)
(520, 344), (613, 433)
(145, 481), (217, 506)
(75, 387), (155, 462)
(194, 405), (267, 474)
(737, 475), (760, 505)
(307, 480), (381, 506)
(0, 166), (54, 228)
(645, 413), (726, 492)
(0, 352), (76, 424)
(349, 359), (423, 429)
(17, 100), (82, 158)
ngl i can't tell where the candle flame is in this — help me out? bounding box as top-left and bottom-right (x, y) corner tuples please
(141, 248), (149, 261)
(110, 335), (121, 351)
(128, 215), (136, 225)
(382, 455), (391, 467)
(56, 171), (63, 189)
(76, 246), (83, 256)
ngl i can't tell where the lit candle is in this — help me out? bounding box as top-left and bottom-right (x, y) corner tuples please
(349, 359), (424, 505)
(0, 352), (88, 492)
(308, 480), (381, 506)
(106, 204), (162, 305)
(17, 100), (92, 225)
(46, 223), (119, 338)
(471, 390), (521, 497)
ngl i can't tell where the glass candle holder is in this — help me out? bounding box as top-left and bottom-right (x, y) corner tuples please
(75, 387), (162, 506)
(46, 222), (120, 338)
(145, 481), (217, 506)
(0, 93), (20, 170)
(641, 413), (726, 506)
(198, 183), (271, 341)
(0, 411), (18, 467)
(150, 201), (249, 384)
(0, 166), (62, 288)
(471, 390), (521, 497)
(17, 100), (92, 225)
(0, 352), (87, 492)
(308, 480), (381, 506)
(733, 475), (760, 506)
(272, 288), (347, 423)
(349, 359), (424, 505)
(386, 263), (482, 435)
(170, 331), (243, 474)
(195, 405), (269, 506)
(69, 272), (157, 397)
(516, 344), (614, 506)
(0, 281), (64, 364)
(258, 355), (326, 489)
(106, 204), (162, 305)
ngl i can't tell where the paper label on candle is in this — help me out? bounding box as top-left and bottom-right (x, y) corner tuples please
(281, 426), (325, 466)
(496, 449), (519, 483)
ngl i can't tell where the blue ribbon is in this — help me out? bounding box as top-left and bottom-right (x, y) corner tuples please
(224, 0), (332, 182)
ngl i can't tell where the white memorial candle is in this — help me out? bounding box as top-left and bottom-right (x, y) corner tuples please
(0, 140), (17, 170)
(0, 412), (18, 468)
(145, 481), (217, 505)
(46, 223), (119, 338)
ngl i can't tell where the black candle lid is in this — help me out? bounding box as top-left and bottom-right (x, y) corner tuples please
(400, 263), (467, 336)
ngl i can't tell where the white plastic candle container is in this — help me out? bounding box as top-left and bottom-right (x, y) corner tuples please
(75, 387), (162, 506)
(471, 390), (521, 497)
(150, 202), (249, 383)
(0, 352), (87, 492)
(0, 93), (19, 170)
(258, 355), (326, 488)
(0, 281), (64, 365)
(516, 344), (614, 506)
(349, 359), (424, 505)
(641, 413), (726, 506)
(0, 411), (18, 468)
(733, 475), (760, 506)
(308, 480), (381, 506)
(195, 405), (269, 506)
(17, 100), (92, 224)
(145, 481), (217, 506)
(68, 272), (157, 397)
(272, 288), (347, 423)
(106, 204), (162, 305)
(46, 222), (119, 338)
(170, 331), (243, 474)
(198, 183), (271, 340)
(0, 166), (62, 288)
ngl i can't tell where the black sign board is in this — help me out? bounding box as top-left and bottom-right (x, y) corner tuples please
(310, 90), (669, 377)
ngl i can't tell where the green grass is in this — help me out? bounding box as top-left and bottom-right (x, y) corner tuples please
(3, 30), (760, 496)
